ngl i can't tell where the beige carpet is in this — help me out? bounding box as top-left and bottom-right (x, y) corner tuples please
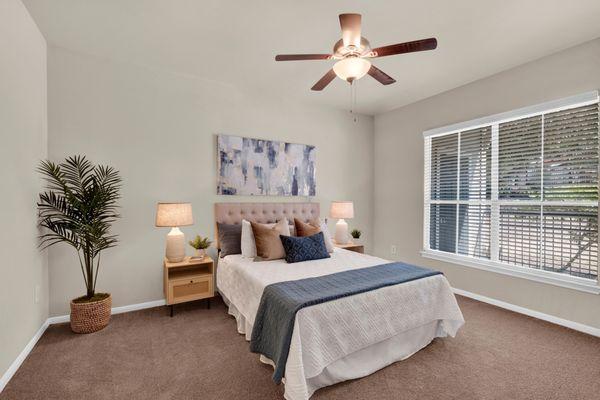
(1, 295), (599, 400)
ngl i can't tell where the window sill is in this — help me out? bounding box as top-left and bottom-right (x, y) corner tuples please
(420, 249), (600, 295)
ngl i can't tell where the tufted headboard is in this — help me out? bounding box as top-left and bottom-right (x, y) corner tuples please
(214, 202), (320, 248)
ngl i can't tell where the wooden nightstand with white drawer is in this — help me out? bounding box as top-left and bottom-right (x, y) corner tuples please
(164, 256), (214, 317)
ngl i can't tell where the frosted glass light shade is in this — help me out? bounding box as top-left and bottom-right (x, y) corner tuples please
(330, 201), (354, 219)
(333, 57), (371, 81)
(155, 203), (193, 227)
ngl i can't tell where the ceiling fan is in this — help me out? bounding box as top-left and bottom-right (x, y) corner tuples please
(275, 13), (437, 91)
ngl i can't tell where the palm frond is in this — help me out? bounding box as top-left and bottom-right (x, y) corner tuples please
(61, 155), (94, 195)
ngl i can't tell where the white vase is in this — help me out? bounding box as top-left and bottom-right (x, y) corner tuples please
(352, 237), (362, 245)
(193, 249), (205, 259)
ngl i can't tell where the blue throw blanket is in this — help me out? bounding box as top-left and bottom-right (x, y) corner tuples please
(249, 262), (442, 384)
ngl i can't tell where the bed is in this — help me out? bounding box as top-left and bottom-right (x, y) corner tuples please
(215, 202), (464, 400)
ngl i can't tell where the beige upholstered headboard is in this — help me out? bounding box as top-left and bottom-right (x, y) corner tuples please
(214, 202), (320, 248)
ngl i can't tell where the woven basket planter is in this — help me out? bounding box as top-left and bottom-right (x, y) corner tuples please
(70, 294), (112, 334)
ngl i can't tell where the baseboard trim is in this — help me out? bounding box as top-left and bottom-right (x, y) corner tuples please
(453, 287), (600, 337)
(47, 299), (166, 325)
(0, 319), (49, 393)
(1, 298), (166, 393)
(3, 292), (598, 393)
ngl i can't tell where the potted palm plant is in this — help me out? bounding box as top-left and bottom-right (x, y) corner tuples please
(37, 155), (121, 333)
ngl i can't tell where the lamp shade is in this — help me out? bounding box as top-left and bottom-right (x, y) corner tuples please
(330, 201), (354, 219)
(155, 203), (193, 227)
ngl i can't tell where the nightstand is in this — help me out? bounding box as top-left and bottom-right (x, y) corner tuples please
(333, 241), (365, 254)
(164, 256), (214, 317)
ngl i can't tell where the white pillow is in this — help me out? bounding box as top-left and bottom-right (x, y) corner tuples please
(279, 219), (291, 236)
(241, 218), (290, 258)
(317, 219), (334, 253)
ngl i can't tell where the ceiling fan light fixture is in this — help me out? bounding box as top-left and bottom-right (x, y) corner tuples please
(333, 57), (371, 82)
(275, 14), (437, 91)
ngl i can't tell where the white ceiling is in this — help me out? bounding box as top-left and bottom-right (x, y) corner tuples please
(24, 0), (600, 115)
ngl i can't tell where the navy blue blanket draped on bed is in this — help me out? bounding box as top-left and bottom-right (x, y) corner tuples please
(249, 262), (442, 384)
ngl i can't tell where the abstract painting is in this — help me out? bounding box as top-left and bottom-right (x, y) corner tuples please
(217, 134), (316, 196)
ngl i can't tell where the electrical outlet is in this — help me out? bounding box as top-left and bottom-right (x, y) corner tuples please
(390, 245), (397, 255)
(34, 285), (41, 304)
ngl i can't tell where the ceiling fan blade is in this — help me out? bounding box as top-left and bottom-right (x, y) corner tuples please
(368, 65), (396, 85)
(311, 69), (337, 91)
(275, 54), (331, 61)
(371, 38), (437, 58)
(339, 13), (362, 48)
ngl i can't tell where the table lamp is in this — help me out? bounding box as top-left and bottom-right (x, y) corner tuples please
(155, 202), (193, 262)
(330, 201), (354, 244)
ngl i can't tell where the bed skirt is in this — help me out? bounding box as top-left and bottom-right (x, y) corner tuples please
(220, 291), (455, 400)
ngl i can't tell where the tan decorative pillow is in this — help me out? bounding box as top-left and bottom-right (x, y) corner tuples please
(294, 218), (321, 237)
(250, 220), (288, 260)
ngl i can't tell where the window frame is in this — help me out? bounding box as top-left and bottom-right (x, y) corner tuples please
(422, 91), (600, 294)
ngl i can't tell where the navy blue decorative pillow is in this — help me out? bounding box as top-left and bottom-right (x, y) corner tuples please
(280, 232), (331, 263)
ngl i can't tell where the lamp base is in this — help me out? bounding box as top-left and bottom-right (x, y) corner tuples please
(166, 227), (186, 262)
(334, 219), (349, 244)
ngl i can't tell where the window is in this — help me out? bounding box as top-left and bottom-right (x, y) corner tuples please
(423, 92), (599, 292)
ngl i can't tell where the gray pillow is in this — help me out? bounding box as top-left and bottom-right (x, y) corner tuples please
(217, 223), (242, 257)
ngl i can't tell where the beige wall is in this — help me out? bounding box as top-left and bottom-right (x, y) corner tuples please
(47, 47), (374, 316)
(373, 38), (600, 329)
(0, 0), (48, 381)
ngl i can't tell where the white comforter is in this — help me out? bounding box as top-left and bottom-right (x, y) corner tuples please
(217, 249), (464, 400)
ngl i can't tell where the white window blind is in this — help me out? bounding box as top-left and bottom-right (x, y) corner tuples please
(423, 92), (599, 288)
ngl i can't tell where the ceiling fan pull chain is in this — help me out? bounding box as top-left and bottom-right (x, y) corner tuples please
(349, 80), (353, 116)
(350, 79), (359, 123)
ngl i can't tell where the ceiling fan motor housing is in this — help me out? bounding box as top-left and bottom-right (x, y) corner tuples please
(333, 37), (373, 59)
